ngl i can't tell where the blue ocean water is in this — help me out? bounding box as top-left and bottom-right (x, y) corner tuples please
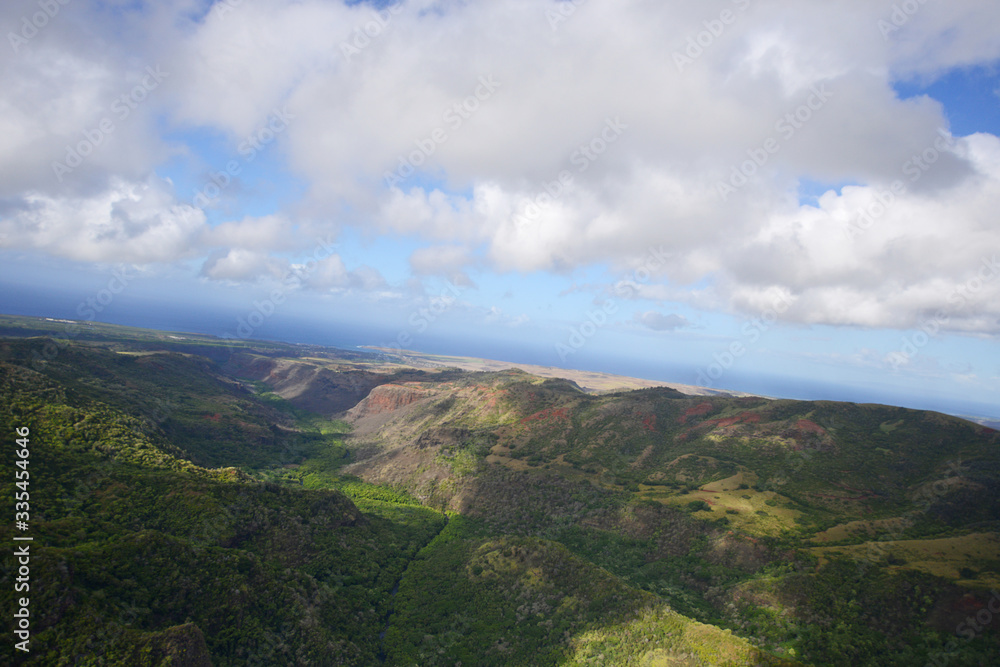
(1, 284), (996, 421)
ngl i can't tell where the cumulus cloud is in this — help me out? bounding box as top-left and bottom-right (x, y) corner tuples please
(479, 304), (528, 328)
(0, 2), (174, 198)
(711, 133), (1000, 333)
(634, 311), (692, 332)
(200, 248), (288, 282)
(200, 215), (300, 252)
(409, 245), (473, 275)
(0, 176), (206, 263)
(302, 254), (387, 292)
(3, 0), (1000, 335)
(247, 0), (999, 332)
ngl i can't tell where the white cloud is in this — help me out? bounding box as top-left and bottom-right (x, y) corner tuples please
(200, 215), (299, 252)
(484, 305), (529, 328)
(0, 21), (174, 198)
(709, 133), (1000, 333)
(635, 311), (692, 332)
(409, 245), (473, 275)
(0, 176), (206, 264)
(200, 248), (288, 282)
(3, 0), (1000, 336)
(302, 254), (387, 292)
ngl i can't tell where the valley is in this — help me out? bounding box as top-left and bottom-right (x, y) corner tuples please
(1, 315), (998, 665)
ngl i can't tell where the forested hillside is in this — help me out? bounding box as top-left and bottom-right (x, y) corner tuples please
(1, 317), (998, 665)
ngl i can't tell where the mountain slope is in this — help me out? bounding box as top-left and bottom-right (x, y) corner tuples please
(327, 366), (1000, 665)
(1, 318), (998, 666)
(0, 346), (447, 665)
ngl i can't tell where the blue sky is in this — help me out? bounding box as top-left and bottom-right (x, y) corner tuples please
(2, 0), (1000, 419)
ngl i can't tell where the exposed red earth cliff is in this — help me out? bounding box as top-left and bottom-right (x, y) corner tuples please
(347, 383), (437, 419)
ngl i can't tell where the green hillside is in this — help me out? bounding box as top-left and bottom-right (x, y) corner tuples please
(1, 316), (998, 665)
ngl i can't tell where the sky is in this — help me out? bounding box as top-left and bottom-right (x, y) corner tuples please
(1, 0), (999, 419)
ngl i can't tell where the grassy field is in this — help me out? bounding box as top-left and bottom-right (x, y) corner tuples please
(637, 472), (804, 537)
(811, 518), (911, 543)
(811, 532), (1000, 588)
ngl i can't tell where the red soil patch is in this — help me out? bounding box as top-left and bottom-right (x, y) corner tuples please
(954, 595), (985, 612)
(794, 419), (826, 435)
(679, 402), (713, 424)
(639, 413), (657, 431)
(705, 412), (762, 429)
(471, 387), (506, 410)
